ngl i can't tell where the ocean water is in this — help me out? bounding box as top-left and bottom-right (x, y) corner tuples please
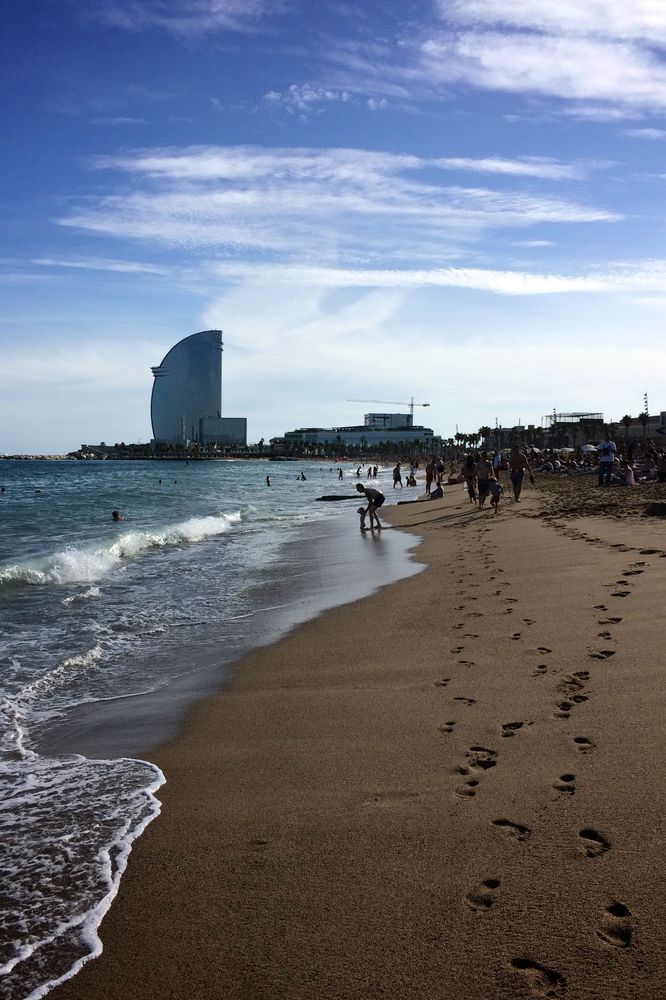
(0, 459), (422, 999)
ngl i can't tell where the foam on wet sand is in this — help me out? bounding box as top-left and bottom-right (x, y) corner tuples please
(53, 480), (666, 1000)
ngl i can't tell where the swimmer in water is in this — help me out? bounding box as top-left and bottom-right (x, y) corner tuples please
(111, 510), (125, 521)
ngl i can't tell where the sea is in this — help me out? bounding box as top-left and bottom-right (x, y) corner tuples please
(0, 458), (422, 1000)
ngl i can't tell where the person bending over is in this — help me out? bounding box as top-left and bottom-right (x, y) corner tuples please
(356, 482), (385, 530)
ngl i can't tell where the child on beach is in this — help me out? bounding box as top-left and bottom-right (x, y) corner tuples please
(488, 477), (503, 514)
(357, 506), (368, 530)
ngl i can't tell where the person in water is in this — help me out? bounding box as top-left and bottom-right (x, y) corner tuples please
(111, 510), (125, 521)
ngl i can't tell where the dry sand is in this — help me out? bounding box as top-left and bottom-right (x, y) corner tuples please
(53, 479), (665, 1000)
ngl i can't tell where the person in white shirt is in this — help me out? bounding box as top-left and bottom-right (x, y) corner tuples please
(597, 437), (617, 486)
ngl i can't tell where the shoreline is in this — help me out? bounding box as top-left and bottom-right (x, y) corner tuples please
(52, 482), (665, 1000)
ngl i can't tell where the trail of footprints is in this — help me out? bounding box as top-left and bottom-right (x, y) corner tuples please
(438, 541), (645, 989)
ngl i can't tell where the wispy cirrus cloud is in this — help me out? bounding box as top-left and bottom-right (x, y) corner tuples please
(209, 259), (666, 297)
(621, 127), (666, 140)
(58, 145), (617, 263)
(32, 256), (168, 275)
(323, 0), (666, 117)
(441, 0), (666, 46)
(87, 0), (284, 37)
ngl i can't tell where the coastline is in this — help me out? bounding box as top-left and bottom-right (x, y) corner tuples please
(52, 482), (665, 1000)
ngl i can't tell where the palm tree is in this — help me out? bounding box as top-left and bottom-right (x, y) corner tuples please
(620, 414), (632, 447)
(638, 412), (649, 446)
(478, 425), (491, 448)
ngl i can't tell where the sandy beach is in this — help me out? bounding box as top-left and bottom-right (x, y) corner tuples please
(52, 478), (665, 1000)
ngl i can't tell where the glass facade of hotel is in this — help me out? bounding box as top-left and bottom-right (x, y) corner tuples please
(151, 330), (223, 444)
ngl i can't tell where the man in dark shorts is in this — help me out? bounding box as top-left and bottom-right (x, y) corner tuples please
(508, 446), (533, 501)
(356, 482), (385, 530)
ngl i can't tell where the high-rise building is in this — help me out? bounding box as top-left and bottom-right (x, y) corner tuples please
(151, 329), (246, 446)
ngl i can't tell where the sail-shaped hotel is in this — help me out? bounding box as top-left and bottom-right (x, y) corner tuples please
(150, 330), (246, 446)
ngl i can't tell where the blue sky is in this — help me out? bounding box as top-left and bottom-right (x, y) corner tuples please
(2, 0), (666, 452)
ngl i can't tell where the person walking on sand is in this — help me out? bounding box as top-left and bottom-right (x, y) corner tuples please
(509, 445), (533, 501)
(488, 476), (503, 514)
(462, 454), (477, 505)
(392, 462), (403, 488)
(356, 482), (384, 530)
(477, 451), (493, 508)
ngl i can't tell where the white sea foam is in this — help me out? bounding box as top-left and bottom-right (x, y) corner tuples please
(0, 749), (165, 1000)
(0, 511), (242, 588)
(61, 586), (101, 605)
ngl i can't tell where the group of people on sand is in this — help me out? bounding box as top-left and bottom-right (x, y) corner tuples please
(533, 437), (666, 487)
(448, 446), (533, 512)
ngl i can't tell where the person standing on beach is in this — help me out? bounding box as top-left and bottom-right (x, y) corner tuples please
(355, 482), (384, 530)
(477, 451), (493, 508)
(425, 458), (435, 495)
(462, 454), (477, 504)
(393, 462), (403, 488)
(508, 446), (533, 501)
(597, 435), (617, 486)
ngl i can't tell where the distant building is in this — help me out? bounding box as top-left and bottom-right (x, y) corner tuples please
(150, 330), (246, 446)
(275, 412), (438, 452)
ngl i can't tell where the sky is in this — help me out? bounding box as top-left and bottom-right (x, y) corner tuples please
(2, 0), (666, 453)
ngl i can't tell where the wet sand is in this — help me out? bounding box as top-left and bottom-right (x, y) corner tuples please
(53, 479), (666, 1000)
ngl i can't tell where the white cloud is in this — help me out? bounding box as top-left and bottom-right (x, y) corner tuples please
(209, 258), (666, 297)
(419, 32), (666, 111)
(622, 127), (666, 139)
(511, 239), (554, 247)
(264, 84), (354, 116)
(32, 257), (168, 275)
(58, 145), (618, 260)
(323, 2), (666, 116)
(442, 1), (666, 46)
(89, 0), (282, 37)
(432, 156), (595, 180)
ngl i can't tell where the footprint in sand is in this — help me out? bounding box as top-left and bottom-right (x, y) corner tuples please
(579, 828), (611, 858)
(458, 659), (476, 667)
(510, 957), (567, 997)
(597, 630), (612, 640)
(463, 633), (479, 639)
(573, 736), (595, 753)
(466, 877), (501, 911)
(466, 746), (498, 770)
(505, 597), (519, 603)
(454, 767), (479, 798)
(522, 618), (536, 625)
(492, 818), (531, 842)
(559, 674), (586, 694)
(510, 632), (522, 640)
(439, 720), (456, 734)
(501, 721), (525, 738)
(454, 695), (477, 705)
(451, 646), (465, 653)
(589, 649), (616, 660)
(623, 569), (644, 576)
(597, 902), (632, 948)
(598, 616), (622, 624)
(611, 591), (631, 598)
(593, 604), (608, 611)
(537, 646), (552, 654)
(435, 677), (451, 688)
(554, 701), (573, 720)
(533, 664), (548, 677)
(554, 773), (576, 794)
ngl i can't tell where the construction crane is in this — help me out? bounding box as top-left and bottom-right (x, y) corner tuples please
(347, 397), (430, 418)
